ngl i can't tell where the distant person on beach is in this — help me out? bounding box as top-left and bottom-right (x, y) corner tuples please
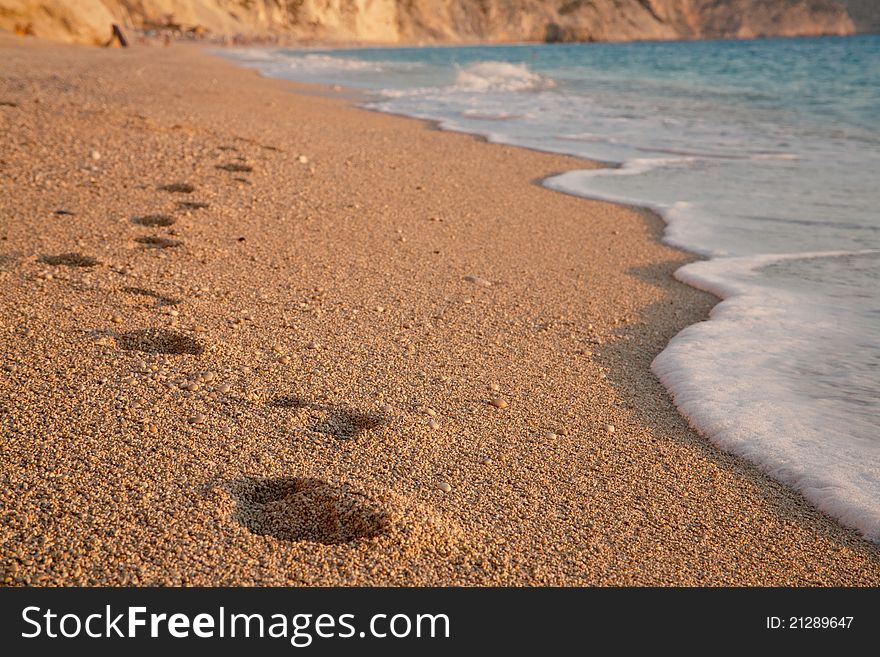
(105, 23), (128, 48)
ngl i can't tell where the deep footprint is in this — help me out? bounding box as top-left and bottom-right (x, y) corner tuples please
(132, 214), (176, 227)
(158, 183), (195, 194)
(135, 236), (182, 248)
(40, 253), (100, 267)
(229, 477), (389, 544)
(117, 328), (203, 355)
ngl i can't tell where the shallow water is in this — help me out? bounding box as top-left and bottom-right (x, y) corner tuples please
(227, 36), (880, 540)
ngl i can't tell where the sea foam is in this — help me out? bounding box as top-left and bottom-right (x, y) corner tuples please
(654, 251), (880, 540)
(452, 61), (553, 92)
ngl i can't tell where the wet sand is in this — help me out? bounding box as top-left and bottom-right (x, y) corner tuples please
(1, 34), (879, 585)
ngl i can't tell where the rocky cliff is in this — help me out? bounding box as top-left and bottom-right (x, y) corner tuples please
(0, 0), (871, 47)
(842, 0), (880, 33)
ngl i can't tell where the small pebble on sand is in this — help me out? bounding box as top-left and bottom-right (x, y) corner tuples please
(90, 150), (101, 161)
(188, 413), (206, 424)
(606, 424), (615, 434)
(489, 398), (508, 409)
(437, 482), (451, 493)
(277, 355), (291, 364)
(217, 384), (231, 394)
(544, 431), (557, 440)
(111, 315), (123, 324)
(429, 419), (441, 430)
(297, 155), (309, 164)
(489, 383), (500, 392)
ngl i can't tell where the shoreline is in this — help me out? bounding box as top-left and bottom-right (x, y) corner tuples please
(229, 46), (880, 541)
(1, 35), (879, 585)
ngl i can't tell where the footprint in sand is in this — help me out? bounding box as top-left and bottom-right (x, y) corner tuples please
(218, 476), (465, 555)
(116, 328), (203, 355)
(227, 476), (389, 545)
(269, 395), (387, 440)
(177, 201), (209, 211)
(131, 214), (176, 227)
(216, 163), (253, 173)
(122, 286), (179, 308)
(158, 182), (195, 194)
(134, 236), (182, 249)
(40, 253), (100, 267)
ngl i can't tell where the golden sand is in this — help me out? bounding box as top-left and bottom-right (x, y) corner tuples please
(1, 35), (878, 585)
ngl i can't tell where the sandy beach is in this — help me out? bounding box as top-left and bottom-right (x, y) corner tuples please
(1, 34), (879, 586)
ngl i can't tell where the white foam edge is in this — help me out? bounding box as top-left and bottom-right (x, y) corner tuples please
(654, 249), (880, 541)
(548, 164), (880, 540)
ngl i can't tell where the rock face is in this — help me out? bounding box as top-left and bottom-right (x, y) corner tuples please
(842, 0), (880, 33)
(0, 0), (118, 45)
(0, 0), (870, 46)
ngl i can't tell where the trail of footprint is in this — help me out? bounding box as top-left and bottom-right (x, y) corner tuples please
(144, 154), (420, 553)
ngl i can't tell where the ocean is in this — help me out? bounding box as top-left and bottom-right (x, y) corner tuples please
(226, 36), (880, 541)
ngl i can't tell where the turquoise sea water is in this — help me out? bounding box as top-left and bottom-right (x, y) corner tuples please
(227, 36), (880, 540)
